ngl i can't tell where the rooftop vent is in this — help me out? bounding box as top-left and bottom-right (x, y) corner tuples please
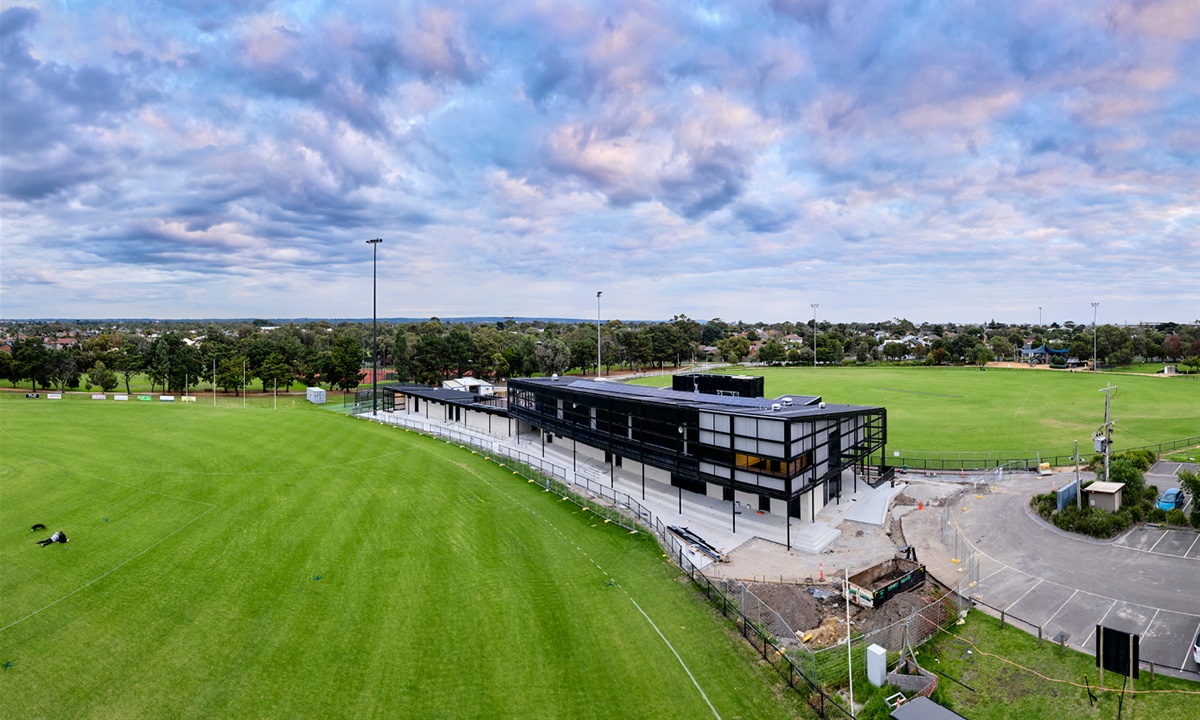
(781, 397), (793, 407)
(771, 403), (782, 412)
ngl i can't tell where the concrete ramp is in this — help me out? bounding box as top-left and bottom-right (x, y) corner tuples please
(840, 482), (907, 526)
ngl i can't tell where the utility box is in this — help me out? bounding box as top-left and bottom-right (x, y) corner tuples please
(867, 644), (887, 687)
(306, 387), (326, 404)
(1085, 481), (1125, 513)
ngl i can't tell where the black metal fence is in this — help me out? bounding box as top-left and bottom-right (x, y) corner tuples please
(889, 435), (1200, 471)
(366, 409), (856, 717)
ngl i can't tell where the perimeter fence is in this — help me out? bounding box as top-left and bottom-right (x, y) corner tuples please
(889, 435), (1200, 471)
(365, 409), (860, 717)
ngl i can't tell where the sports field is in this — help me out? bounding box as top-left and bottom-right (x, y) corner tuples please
(634, 367), (1200, 455)
(0, 397), (803, 719)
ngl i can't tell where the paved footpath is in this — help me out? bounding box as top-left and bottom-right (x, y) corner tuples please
(903, 469), (1200, 676)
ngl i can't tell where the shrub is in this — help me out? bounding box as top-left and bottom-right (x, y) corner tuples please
(1127, 504), (1146, 523)
(1165, 508), (1187, 527)
(1148, 507), (1166, 523)
(1031, 493), (1057, 517)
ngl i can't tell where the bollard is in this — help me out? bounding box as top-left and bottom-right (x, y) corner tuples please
(1149, 662), (1154, 681)
(1038, 626), (1042, 647)
(1000, 610), (1005, 630)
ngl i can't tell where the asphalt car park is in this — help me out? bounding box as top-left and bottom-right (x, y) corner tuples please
(907, 467), (1200, 676)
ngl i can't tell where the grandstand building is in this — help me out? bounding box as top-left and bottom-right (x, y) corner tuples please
(505, 376), (886, 524)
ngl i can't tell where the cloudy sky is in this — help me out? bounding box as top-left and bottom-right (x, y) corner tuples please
(1, 1), (1197, 324)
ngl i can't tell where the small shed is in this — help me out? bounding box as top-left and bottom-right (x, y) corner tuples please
(1085, 481), (1125, 513)
(306, 387), (327, 404)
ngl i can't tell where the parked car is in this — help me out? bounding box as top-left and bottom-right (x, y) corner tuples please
(1194, 632), (1200, 665)
(1156, 488), (1185, 511)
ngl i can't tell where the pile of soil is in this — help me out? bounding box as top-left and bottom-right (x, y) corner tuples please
(747, 582), (842, 635)
(745, 582), (936, 646)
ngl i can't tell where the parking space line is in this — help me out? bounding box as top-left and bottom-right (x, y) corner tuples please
(1082, 600), (1117, 648)
(1183, 619), (1200, 671)
(1043, 589), (1078, 627)
(1186, 534), (1200, 558)
(1007, 578), (1043, 612)
(978, 566), (1006, 585)
(1148, 530), (1170, 553)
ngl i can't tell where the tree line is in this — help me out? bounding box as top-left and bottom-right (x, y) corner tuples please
(1, 316), (1197, 393)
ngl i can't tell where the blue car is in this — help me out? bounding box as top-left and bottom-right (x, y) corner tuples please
(1156, 488), (1185, 511)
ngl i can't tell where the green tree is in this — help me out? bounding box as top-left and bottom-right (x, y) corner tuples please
(48, 348), (81, 391)
(87, 360), (120, 392)
(969, 345), (995, 368)
(0, 350), (15, 387)
(534, 338), (570, 375)
(989, 337), (1013, 361)
(325, 334), (365, 390)
(882, 342), (908, 361)
(256, 352), (293, 393)
(756, 339), (786, 364)
(717, 335), (751, 364)
(112, 337), (146, 394)
(215, 355), (246, 394)
(12, 337), (51, 390)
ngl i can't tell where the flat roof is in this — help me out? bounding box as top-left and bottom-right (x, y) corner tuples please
(1086, 481), (1126, 494)
(512, 377), (880, 419)
(891, 696), (968, 720)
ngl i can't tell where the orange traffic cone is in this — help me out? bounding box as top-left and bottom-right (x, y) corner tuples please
(918, 502), (923, 510)
(819, 563), (824, 582)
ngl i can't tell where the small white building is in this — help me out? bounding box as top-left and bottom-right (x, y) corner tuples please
(442, 377), (495, 396)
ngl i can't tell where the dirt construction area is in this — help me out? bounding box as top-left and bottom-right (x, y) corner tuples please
(704, 476), (968, 647)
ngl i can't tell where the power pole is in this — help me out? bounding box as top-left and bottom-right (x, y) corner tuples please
(1094, 383), (1118, 484)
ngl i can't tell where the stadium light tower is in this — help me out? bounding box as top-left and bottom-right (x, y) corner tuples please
(811, 303), (819, 368)
(596, 291), (603, 378)
(368, 238), (383, 415)
(1091, 302), (1099, 373)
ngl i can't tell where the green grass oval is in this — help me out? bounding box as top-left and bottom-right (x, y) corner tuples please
(633, 367), (1200, 455)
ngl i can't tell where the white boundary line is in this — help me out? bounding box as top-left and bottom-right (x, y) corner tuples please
(450, 457), (721, 719)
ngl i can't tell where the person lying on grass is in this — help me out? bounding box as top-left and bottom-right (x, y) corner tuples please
(36, 530), (68, 547)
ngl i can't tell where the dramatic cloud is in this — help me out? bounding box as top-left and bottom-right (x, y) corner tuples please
(0, 0), (1196, 323)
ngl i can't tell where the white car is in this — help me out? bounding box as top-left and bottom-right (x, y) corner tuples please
(1194, 633), (1200, 665)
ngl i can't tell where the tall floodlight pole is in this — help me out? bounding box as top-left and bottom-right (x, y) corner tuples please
(596, 291), (603, 378)
(811, 303), (819, 368)
(368, 238), (383, 416)
(1091, 302), (1099, 373)
(1039, 306), (1042, 326)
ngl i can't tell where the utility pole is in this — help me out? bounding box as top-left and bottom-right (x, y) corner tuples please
(1080, 439), (1089, 511)
(1091, 302), (1100, 373)
(1095, 383), (1118, 484)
